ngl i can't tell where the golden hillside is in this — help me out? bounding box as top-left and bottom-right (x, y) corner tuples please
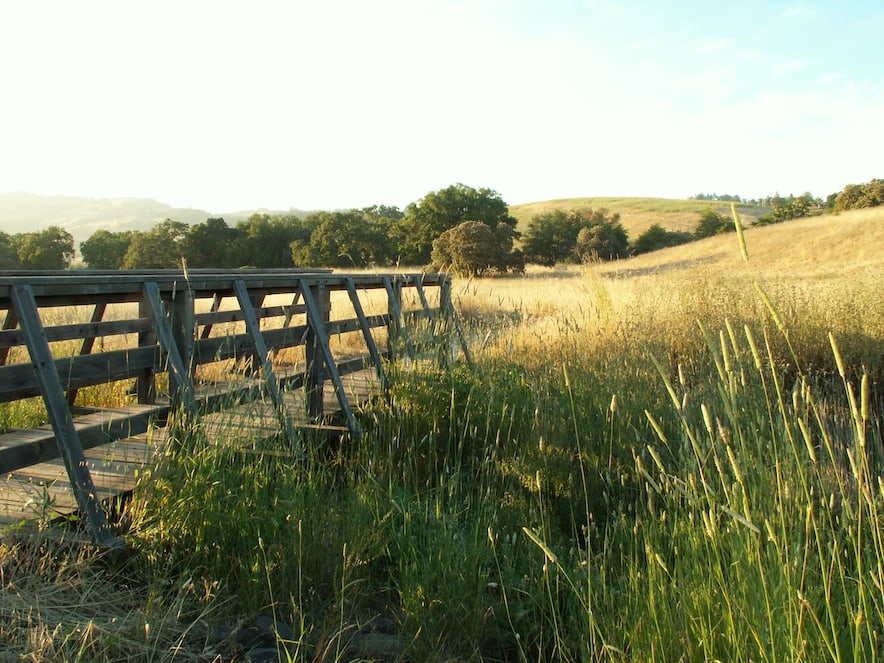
(597, 205), (883, 282)
(509, 196), (768, 236)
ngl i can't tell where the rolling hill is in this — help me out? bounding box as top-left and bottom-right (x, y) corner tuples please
(0, 193), (309, 246)
(593, 205), (884, 282)
(509, 196), (769, 237)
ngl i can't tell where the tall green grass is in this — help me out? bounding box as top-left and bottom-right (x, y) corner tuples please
(517, 323), (882, 660)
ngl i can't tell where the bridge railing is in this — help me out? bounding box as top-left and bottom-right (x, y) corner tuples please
(0, 269), (459, 546)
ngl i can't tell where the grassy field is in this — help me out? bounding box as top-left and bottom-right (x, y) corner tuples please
(1, 206), (882, 661)
(509, 196), (770, 236)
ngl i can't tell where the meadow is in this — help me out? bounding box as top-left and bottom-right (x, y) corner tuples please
(1, 207), (882, 661)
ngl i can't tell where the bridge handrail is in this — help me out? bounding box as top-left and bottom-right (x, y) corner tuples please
(0, 269), (457, 546)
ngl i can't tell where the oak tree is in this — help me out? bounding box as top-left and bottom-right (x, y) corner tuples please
(80, 229), (135, 269)
(398, 184), (518, 265)
(122, 219), (189, 269)
(13, 226), (75, 269)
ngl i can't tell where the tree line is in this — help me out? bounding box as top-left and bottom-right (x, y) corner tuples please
(2, 179), (880, 274)
(692, 179), (884, 213)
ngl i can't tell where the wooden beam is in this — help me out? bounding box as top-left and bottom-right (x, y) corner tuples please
(233, 279), (296, 443)
(299, 278), (360, 437)
(10, 284), (121, 548)
(142, 282), (200, 448)
(383, 276), (416, 361)
(346, 278), (389, 397)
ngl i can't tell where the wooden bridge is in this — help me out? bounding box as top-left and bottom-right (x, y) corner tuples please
(0, 269), (467, 547)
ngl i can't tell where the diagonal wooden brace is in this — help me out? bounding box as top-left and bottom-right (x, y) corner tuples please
(299, 278), (361, 437)
(10, 284), (122, 548)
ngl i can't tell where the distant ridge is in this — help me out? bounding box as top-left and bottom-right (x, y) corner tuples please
(0, 192), (310, 245)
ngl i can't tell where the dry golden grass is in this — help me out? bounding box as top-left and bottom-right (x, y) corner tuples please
(604, 206), (884, 280)
(509, 196), (769, 236)
(452, 207), (884, 372)
(0, 530), (224, 662)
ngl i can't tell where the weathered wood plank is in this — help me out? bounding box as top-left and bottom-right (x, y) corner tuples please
(0, 404), (167, 474)
(0, 271), (444, 304)
(196, 304), (308, 327)
(192, 324), (310, 366)
(0, 317), (152, 350)
(326, 315), (390, 336)
(0, 346), (159, 402)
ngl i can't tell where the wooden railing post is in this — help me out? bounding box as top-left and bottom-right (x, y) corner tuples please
(304, 281), (329, 420)
(346, 278), (389, 397)
(136, 296), (157, 405)
(142, 282), (200, 449)
(170, 284), (196, 396)
(383, 276), (415, 361)
(440, 277), (452, 319)
(0, 308), (17, 366)
(440, 275), (473, 366)
(243, 291), (267, 376)
(300, 278), (360, 436)
(387, 277), (402, 360)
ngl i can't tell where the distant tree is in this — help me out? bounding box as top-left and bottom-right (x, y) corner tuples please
(0, 231), (21, 269)
(835, 184), (865, 210)
(521, 208), (621, 266)
(233, 214), (314, 268)
(574, 221), (629, 262)
(290, 210), (393, 268)
(522, 210), (584, 266)
(780, 202), (803, 223)
(13, 226), (75, 269)
(632, 224), (694, 255)
(181, 217), (237, 268)
(80, 229), (135, 269)
(397, 184), (518, 265)
(755, 199), (812, 226)
(691, 193), (743, 202)
(798, 191), (819, 206)
(694, 209), (733, 238)
(122, 219), (189, 269)
(360, 204), (404, 222)
(429, 221), (501, 276)
(833, 178), (884, 211)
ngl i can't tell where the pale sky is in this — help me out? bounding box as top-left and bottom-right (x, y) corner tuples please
(2, 0), (882, 213)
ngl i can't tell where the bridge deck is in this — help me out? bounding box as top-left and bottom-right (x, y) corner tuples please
(0, 370), (378, 528)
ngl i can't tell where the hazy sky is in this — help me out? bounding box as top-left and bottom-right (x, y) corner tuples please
(2, 0), (882, 212)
